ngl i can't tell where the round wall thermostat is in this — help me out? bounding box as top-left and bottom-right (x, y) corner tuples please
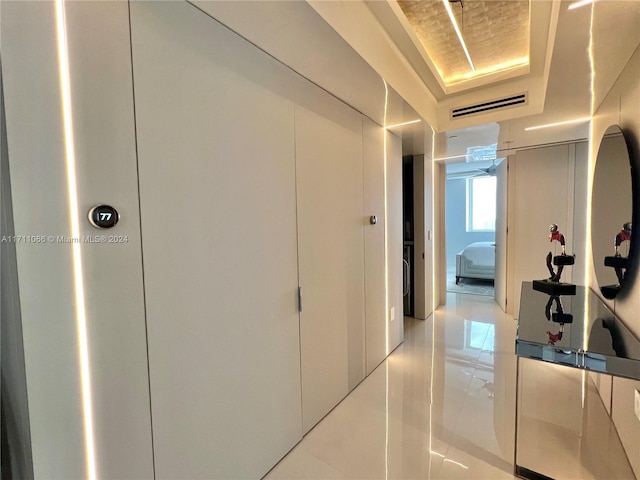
(88, 205), (119, 229)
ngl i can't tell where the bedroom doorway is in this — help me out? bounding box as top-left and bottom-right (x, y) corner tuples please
(445, 157), (501, 297)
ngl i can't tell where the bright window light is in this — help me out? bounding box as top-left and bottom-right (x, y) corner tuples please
(466, 176), (496, 232)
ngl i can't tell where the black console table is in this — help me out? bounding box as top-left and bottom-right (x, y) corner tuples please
(514, 282), (640, 480)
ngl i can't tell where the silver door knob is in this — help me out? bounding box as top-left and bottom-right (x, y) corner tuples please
(370, 215), (377, 225)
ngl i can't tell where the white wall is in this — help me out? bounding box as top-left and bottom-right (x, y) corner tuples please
(590, 44), (640, 479)
(130, 2), (305, 476)
(388, 132), (404, 349)
(591, 45), (640, 335)
(508, 143), (583, 317)
(423, 141), (436, 315)
(364, 118), (389, 372)
(295, 100), (366, 433)
(435, 162), (448, 308)
(2, 2), (154, 477)
(413, 155), (426, 320)
(1, 62), (34, 480)
(1, 1), (408, 477)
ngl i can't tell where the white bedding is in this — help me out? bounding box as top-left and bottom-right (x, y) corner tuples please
(456, 242), (496, 283)
(460, 242), (495, 267)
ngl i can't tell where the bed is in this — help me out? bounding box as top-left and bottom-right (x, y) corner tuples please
(455, 241), (496, 284)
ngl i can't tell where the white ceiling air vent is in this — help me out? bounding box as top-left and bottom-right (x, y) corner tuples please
(450, 93), (528, 119)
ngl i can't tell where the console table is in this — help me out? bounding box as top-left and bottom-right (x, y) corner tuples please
(514, 282), (640, 479)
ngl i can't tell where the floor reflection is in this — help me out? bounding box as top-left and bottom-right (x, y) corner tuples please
(265, 292), (636, 479)
(266, 294), (634, 480)
(266, 293), (517, 479)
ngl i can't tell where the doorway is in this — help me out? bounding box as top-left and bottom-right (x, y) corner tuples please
(402, 155), (415, 317)
(445, 160), (498, 297)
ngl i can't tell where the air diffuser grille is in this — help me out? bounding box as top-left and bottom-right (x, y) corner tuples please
(451, 93), (527, 119)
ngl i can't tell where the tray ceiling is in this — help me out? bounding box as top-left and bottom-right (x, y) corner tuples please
(397, 0), (530, 85)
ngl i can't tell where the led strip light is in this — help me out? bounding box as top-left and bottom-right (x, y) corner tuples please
(55, 1), (97, 477)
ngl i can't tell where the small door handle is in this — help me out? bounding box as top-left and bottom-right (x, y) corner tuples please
(403, 259), (410, 296)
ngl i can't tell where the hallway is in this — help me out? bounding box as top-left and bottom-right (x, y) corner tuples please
(266, 294), (518, 479)
(265, 293), (637, 480)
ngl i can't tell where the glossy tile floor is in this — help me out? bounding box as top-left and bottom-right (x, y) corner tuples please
(266, 293), (516, 479)
(265, 293), (636, 480)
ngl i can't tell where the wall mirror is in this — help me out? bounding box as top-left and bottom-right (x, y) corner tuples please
(591, 125), (636, 299)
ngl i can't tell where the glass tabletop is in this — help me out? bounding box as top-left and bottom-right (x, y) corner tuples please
(515, 282), (640, 380)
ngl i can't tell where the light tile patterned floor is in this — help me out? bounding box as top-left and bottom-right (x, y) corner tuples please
(265, 293), (635, 480)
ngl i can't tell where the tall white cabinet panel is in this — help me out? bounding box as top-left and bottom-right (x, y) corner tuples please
(130, 2), (302, 478)
(363, 118), (387, 373)
(296, 101), (366, 433)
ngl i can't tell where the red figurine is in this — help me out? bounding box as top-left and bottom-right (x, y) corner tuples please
(533, 224), (576, 295)
(546, 329), (563, 345)
(546, 224), (571, 282)
(548, 224), (567, 255)
(614, 222), (632, 257)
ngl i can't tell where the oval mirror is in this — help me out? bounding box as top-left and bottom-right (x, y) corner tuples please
(591, 125), (635, 299)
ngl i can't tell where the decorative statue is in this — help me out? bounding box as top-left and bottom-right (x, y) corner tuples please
(546, 328), (563, 345)
(543, 294), (573, 345)
(533, 224), (576, 295)
(602, 222), (632, 298)
(546, 224), (568, 282)
(544, 295), (573, 325)
(614, 222), (632, 257)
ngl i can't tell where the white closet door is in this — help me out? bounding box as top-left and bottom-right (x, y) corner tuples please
(130, 2), (302, 478)
(296, 101), (366, 433)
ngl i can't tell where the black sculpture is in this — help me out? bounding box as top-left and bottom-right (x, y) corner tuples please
(601, 222), (632, 299)
(533, 224), (576, 295)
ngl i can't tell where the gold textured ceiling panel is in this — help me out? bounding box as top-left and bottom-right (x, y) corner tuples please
(398, 0), (530, 84)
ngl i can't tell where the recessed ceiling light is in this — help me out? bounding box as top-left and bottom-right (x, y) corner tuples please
(524, 117), (591, 131)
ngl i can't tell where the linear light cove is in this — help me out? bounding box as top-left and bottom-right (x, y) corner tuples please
(524, 117), (591, 131)
(442, 0), (475, 72)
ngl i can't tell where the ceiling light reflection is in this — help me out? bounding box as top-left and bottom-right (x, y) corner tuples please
(444, 458), (470, 469)
(568, 0), (595, 10)
(434, 154), (470, 162)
